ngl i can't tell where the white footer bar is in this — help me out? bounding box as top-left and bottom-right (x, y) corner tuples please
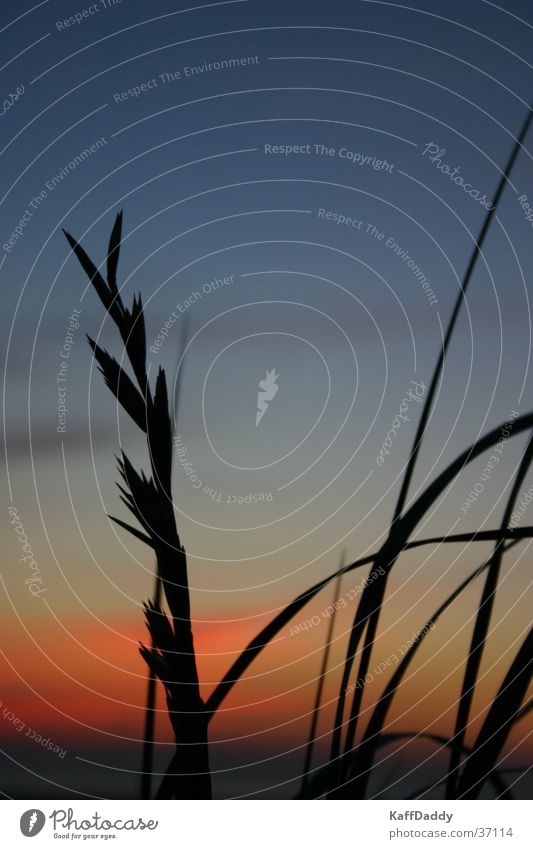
(2, 799), (531, 848)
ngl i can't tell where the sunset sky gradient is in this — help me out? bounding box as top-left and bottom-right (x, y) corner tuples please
(1, 0), (533, 799)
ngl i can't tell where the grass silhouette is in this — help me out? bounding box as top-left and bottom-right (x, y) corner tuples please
(446, 432), (533, 797)
(328, 100), (533, 798)
(140, 313), (190, 799)
(301, 550), (345, 797)
(63, 103), (533, 800)
(206, 102), (533, 799)
(64, 215), (211, 799)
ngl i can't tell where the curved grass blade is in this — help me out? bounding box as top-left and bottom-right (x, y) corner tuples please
(338, 103), (533, 782)
(446, 431), (533, 797)
(378, 733), (512, 800)
(343, 541), (520, 799)
(393, 103), (533, 525)
(456, 627), (533, 799)
(327, 416), (533, 792)
(514, 699), (532, 724)
(301, 551), (345, 796)
(108, 515), (154, 548)
(206, 520), (533, 720)
(298, 731), (510, 799)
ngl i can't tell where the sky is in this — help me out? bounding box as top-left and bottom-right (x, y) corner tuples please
(1, 0), (533, 799)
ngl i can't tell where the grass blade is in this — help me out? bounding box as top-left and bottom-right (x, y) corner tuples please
(446, 431), (533, 797)
(456, 627), (533, 799)
(301, 550), (345, 795)
(344, 541), (520, 798)
(87, 337), (147, 432)
(393, 103), (533, 525)
(300, 730), (513, 799)
(336, 104), (533, 788)
(206, 524), (533, 719)
(331, 104), (533, 791)
(107, 210), (122, 294)
(108, 515), (154, 547)
(141, 317), (189, 799)
(325, 415), (533, 794)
